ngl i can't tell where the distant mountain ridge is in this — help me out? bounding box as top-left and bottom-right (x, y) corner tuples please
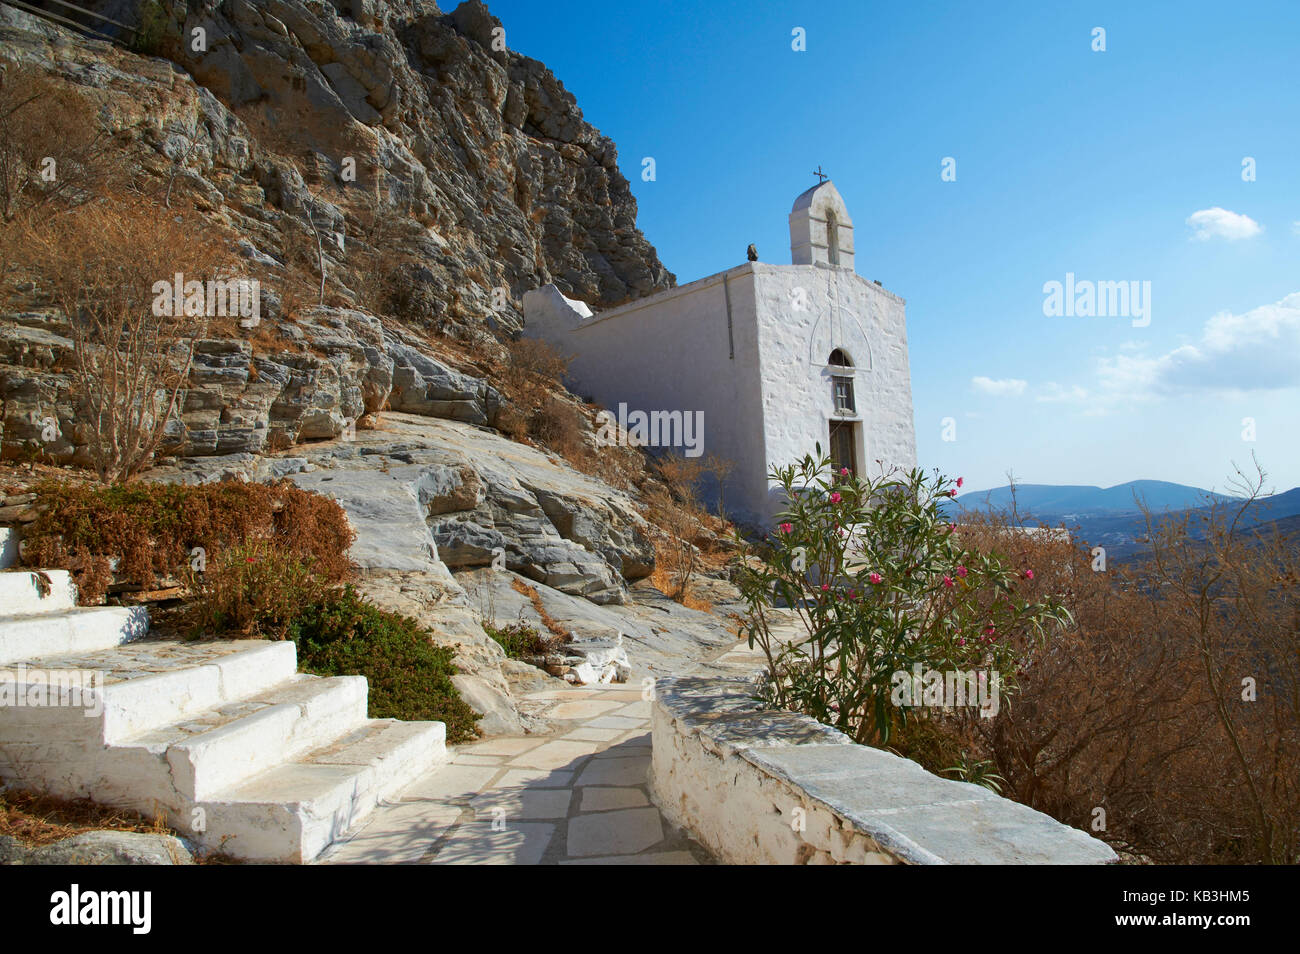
(954, 480), (1234, 517)
(950, 482), (1300, 558)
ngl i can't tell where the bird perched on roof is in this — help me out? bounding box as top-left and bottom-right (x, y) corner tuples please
(746, 244), (758, 262)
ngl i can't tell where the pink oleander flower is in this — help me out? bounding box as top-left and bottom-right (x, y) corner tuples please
(820, 583), (830, 592)
(957, 637), (966, 647)
(868, 572), (882, 584)
(947, 489), (957, 498)
(840, 467), (850, 476)
(848, 589), (858, 599)
(778, 523), (793, 534)
(984, 625), (996, 635)
(956, 565), (968, 578)
(943, 575), (954, 588)
(956, 477), (964, 488)
(948, 523), (957, 532)
(1025, 569), (1035, 580)
(830, 492), (842, 503)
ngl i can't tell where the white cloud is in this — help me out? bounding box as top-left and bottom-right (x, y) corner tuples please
(971, 376), (1027, 397)
(1035, 382), (1089, 404)
(1097, 292), (1300, 395)
(1186, 207), (1262, 241)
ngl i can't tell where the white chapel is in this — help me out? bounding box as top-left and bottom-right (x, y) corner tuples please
(522, 179), (918, 527)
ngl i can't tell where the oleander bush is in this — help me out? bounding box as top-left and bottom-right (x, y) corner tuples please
(179, 541), (324, 639)
(733, 452), (1070, 747)
(785, 460), (1300, 865)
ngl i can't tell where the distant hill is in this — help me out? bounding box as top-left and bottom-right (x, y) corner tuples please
(952, 480), (1233, 517)
(949, 483), (1300, 560)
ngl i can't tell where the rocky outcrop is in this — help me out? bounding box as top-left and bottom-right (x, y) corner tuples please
(0, 830), (195, 865)
(141, 411), (661, 731)
(0, 0), (674, 334)
(0, 306), (502, 462)
(148, 411), (654, 600)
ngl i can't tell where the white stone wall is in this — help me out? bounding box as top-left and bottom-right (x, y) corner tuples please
(753, 264), (917, 520)
(649, 676), (1119, 865)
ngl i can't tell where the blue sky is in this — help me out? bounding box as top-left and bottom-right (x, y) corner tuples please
(487, 0), (1300, 495)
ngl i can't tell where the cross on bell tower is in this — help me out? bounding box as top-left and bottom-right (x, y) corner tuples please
(812, 165), (828, 184)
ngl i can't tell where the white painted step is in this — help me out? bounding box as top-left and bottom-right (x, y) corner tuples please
(0, 570), (77, 617)
(99, 640), (299, 741)
(0, 600), (452, 863)
(119, 674), (369, 801)
(0, 605), (148, 665)
(0, 638), (299, 741)
(201, 719), (448, 863)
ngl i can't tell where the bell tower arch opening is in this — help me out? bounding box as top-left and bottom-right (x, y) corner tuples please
(789, 180), (855, 270)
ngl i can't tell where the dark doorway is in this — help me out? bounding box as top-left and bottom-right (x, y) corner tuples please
(829, 420), (856, 478)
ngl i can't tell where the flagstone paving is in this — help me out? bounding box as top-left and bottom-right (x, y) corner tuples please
(318, 616), (790, 865)
(319, 684), (711, 865)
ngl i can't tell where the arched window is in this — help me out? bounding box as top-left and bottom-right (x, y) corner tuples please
(826, 209), (840, 266)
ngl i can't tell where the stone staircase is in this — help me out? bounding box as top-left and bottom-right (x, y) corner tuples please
(0, 543), (448, 862)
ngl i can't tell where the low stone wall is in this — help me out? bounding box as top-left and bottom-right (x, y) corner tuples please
(649, 676), (1117, 865)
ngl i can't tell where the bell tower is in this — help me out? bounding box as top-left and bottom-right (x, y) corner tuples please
(789, 179), (855, 270)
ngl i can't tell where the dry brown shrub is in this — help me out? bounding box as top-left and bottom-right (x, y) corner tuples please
(528, 395), (588, 459)
(0, 788), (168, 848)
(495, 338), (575, 451)
(643, 455), (709, 602)
(0, 65), (123, 226)
(22, 478), (355, 604)
(507, 337), (571, 401)
(509, 577), (571, 641)
(909, 470), (1300, 865)
(496, 404), (530, 443)
(348, 184), (421, 319)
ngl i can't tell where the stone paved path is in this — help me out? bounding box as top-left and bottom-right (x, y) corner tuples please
(318, 622), (781, 865)
(319, 683), (709, 865)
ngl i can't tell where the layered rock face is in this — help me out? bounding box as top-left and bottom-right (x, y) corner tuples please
(0, 0), (673, 456)
(0, 306), (501, 461)
(24, 0), (673, 321)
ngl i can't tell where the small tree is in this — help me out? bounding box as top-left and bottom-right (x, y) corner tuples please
(733, 452), (1070, 745)
(647, 454), (709, 601)
(701, 452), (735, 519)
(19, 199), (223, 482)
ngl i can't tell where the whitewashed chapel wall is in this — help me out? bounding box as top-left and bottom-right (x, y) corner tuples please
(523, 268), (774, 524)
(753, 264), (917, 516)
